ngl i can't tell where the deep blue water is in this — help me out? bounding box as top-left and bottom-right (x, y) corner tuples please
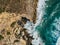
(36, 0), (60, 45)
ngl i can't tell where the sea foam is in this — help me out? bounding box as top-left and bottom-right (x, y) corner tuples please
(24, 0), (46, 45)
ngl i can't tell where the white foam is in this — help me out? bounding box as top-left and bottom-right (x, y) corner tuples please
(56, 37), (60, 45)
(24, 0), (46, 45)
(35, 0), (46, 27)
(24, 21), (45, 45)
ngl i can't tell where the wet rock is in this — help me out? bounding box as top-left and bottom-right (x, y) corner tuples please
(17, 20), (24, 27)
(22, 35), (27, 40)
(26, 38), (32, 45)
(21, 17), (30, 23)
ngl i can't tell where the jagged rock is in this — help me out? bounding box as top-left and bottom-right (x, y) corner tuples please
(0, 10), (35, 45)
(21, 17), (30, 23)
(10, 21), (16, 28)
(17, 20), (24, 27)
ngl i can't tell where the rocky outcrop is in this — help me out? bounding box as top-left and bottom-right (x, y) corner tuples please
(0, 0), (38, 45)
(0, 12), (34, 45)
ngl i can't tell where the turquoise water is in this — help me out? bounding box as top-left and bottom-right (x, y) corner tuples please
(36, 0), (60, 45)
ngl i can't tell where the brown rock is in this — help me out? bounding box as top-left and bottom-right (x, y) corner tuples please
(0, 0), (38, 45)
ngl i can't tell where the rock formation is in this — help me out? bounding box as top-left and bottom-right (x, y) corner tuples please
(0, 0), (38, 45)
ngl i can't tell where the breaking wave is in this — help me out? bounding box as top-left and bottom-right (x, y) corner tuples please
(24, 0), (60, 45)
(24, 0), (45, 45)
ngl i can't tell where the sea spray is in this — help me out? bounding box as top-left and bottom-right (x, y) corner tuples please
(24, 0), (46, 45)
(56, 37), (60, 45)
(36, 0), (60, 45)
(35, 0), (46, 26)
(24, 0), (60, 45)
(24, 21), (44, 45)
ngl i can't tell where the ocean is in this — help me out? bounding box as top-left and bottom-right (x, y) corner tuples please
(24, 0), (60, 45)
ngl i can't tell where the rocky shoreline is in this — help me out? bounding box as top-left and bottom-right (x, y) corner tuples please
(0, 0), (38, 45)
(0, 12), (34, 45)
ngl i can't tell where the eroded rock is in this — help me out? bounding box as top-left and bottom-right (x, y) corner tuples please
(0, 0), (38, 45)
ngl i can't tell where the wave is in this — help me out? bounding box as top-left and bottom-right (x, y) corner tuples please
(24, 0), (60, 45)
(36, 0), (60, 45)
(24, 0), (46, 45)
